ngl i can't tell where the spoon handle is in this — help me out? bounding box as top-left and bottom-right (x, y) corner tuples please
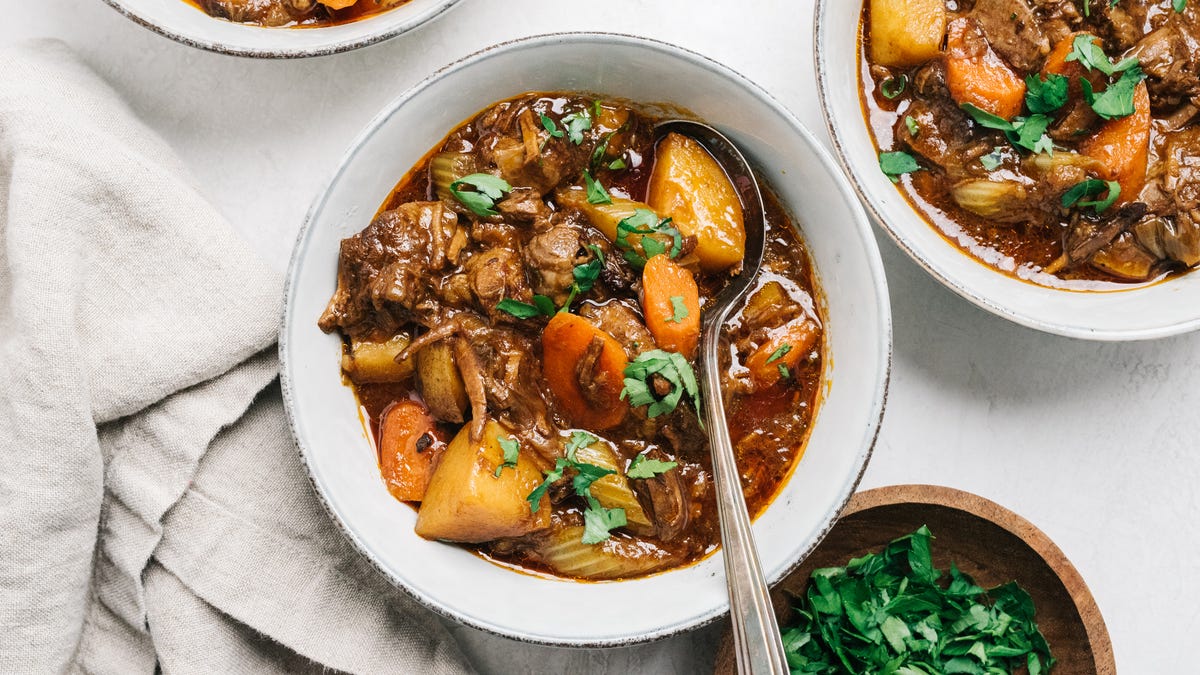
(700, 337), (788, 675)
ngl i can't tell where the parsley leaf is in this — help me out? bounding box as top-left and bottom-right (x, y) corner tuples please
(562, 109), (592, 145)
(583, 170), (611, 205)
(778, 364), (791, 379)
(608, 157), (627, 170)
(778, 526), (1055, 674)
(494, 436), (520, 477)
(880, 74), (907, 99)
(615, 209), (682, 268)
(960, 105), (1054, 155)
(904, 115), (919, 137)
(766, 344), (792, 364)
(560, 245), (605, 310)
(879, 151), (920, 182)
(621, 349), (702, 421)
(496, 296), (555, 319)
(1062, 179), (1121, 212)
(1176, 0), (1188, 12)
(668, 296), (688, 323)
(980, 148), (1004, 170)
(539, 114), (564, 139)
(1082, 64), (1146, 119)
(565, 430), (597, 460)
(627, 453), (678, 479)
(1025, 73), (1069, 114)
(581, 498), (627, 544)
(449, 173), (512, 217)
(1065, 34), (1136, 77)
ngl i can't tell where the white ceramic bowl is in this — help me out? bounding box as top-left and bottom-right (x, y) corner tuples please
(280, 32), (891, 646)
(815, 0), (1200, 340)
(100, 0), (460, 58)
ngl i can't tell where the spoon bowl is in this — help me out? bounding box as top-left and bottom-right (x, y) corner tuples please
(654, 120), (787, 674)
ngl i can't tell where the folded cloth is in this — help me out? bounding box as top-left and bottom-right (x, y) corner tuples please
(0, 40), (472, 675)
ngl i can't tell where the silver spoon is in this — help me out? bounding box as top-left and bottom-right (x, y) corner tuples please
(653, 121), (786, 675)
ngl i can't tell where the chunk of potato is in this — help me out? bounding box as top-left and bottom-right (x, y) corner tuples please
(342, 334), (414, 384)
(869, 0), (948, 68)
(415, 421), (550, 543)
(647, 133), (745, 273)
(416, 342), (468, 424)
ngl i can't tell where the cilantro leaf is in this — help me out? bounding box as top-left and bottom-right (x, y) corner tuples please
(879, 151), (920, 182)
(583, 170), (611, 205)
(1065, 34), (1136, 76)
(904, 115), (919, 137)
(880, 74), (907, 99)
(1176, 0), (1188, 12)
(615, 209), (682, 267)
(1025, 73), (1069, 114)
(960, 103), (1015, 130)
(980, 148), (1004, 171)
(494, 436), (520, 477)
(608, 157), (627, 170)
(778, 364), (790, 379)
(449, 173), (512, 217)
(560, 245), (605, 310)
(627, 453), (678, 479)
(668, 296), (688, 323)
(565, 430), (598, 460)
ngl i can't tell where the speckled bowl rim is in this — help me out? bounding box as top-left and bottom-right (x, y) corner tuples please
(279, 31), (892, 647)
(98, 0), (462, 58)
(813, 0), (1200, 341)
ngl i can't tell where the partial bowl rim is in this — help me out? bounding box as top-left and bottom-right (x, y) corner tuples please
(279, 30), (893, 646)
(98, 0), (462, 58)
(813, 0), (1200, 341)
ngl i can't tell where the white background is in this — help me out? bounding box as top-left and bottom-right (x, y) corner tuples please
(5, 1), (1198, 672)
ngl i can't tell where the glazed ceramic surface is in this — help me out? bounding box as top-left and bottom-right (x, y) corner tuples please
(280, 32), (891, 646)
(815, 0), (1200, 341)
(100, 0), (460, 57)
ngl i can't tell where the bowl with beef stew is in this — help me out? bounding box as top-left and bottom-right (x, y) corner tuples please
(101, 0), (460, 57)
(817, 0), (1200, 339)
(281, 33), (891, 645)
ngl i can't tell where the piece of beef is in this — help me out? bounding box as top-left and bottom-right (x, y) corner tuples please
(318, 201), (457, 337)
(524, 225), (589, 305)
(970, 0), (1050, 71)
(1129, 21), (1200, 109)
(898, 97), (993, 178)
(463, 247), (532, 321)
(199, 0), (316, 25)
(577, 301), (656, 360)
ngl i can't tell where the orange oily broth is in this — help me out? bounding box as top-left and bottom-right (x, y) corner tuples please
(345, 93), (826, 580)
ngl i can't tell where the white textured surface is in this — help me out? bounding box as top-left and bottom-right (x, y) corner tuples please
(4, 1), (1198, 672)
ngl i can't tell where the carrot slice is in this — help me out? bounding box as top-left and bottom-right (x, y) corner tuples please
(1080, 81), (1151, 203)
(379, 400), (444, 502)
(641, 255), (701, 360)
(945, 18), (1027, 120)
(746, 319), (820, 389)
(542, 312), (629, 430)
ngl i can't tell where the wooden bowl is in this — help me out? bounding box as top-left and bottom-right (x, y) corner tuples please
(715, 485), (1114, 674)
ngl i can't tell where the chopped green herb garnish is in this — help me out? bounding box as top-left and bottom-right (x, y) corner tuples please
(1065, 34), (1136, 77)
(449, 173), (512, 217)
(496, 296), (556, 319)
(1025, 73), (1069, 114)
(668, 296), (689, 323)
(880, 75), (907, 99)
(1176, 0), (1188, 12)
(960, 105), (1054, 155)
(1082, 65), (1145, 119)
(626, 453), (678, 479)
(904, 115), (919, 138)
(565, 430), (598, 460)
(615, 209), (682, 268)
(879, 151), (920, 182)
(494, 436), (520, 477)
(562, 109), (593, 145)
(560, 245), (605, 310)
(766, 343), (792, 364)
(581, 498), (627, 544)
(583, 170), (612, 205)
(778, 364), (790, 379)
(980, 148), (1004, 170)
(621, 349), (702, 421)
(779, 526), (1055, 674)
(1062, 179), (1121, 212)
(608, 157), (627, 170)
(539, 114), (564, 139)
(590, 133), (613, 170)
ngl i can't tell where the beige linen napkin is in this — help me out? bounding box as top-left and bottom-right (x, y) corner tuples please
(0, 40), (471, 675)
